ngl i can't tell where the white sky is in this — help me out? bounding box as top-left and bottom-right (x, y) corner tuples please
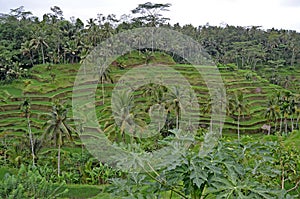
(0, 0), (300, 32)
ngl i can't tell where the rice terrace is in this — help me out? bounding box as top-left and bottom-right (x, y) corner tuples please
(0, 1), (300, 198)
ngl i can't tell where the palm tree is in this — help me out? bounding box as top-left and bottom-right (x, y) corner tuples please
(21, 41), (34, 66)
(229, 91), (249, 140)
(165, 86), (187, 130)
(85, 18), (101, 46)
(43, 101), (75, 176)
(275, 90), (284, 133)
(295, 107), (300, 130)
(279, 92), (292, 133)
(203, 88), (227, 136)
(97, 66), (113, 104)
(141, 81), (166, 106)
(288, 98), (296, 132)
(201, 96), (213, 133)
(264, 98), (280, 135)
(111, 90), (135, 142)
(20, 98), (35, 166)
(30, 32), (49, 64)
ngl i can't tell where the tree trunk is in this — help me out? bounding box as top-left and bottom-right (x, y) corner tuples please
(29, 52), (34, 66)
(291, 48), (295, 66)
(210, 118), (213, 133)
(280, 117), (283, 132)
(176, 113), (179, 130)
(27, 116), (35, 166)
(291, 117), (294, 132)
(237, 115), (240, 141)
(151, 29), (154, 53)
(58, 144), (61, 176)
(219, 103), (223, 136)
(284, 118), (288, 133)
(101, 78), (105, 104)
(57, 43), (60, 64)
(252, 59), (258, 71)
(219, 119), (223, 136)
(41, 44), (45, 65)
(268, 122), (271, 135)
(176, 105), (179, 130)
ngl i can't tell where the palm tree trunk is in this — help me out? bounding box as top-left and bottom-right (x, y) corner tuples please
(58, 144), (61, 176)
(219, 119), (223, 136)
(280, 117), (283, 132)
(41, 44), (45, 65)
(27, 116), (35, 166)
(285, 118), (288, 133)
(101, 78), (105, 104)
(29, 53), (34, 66)
(176, 105), (179, 130)
(176, 114), (179, 130)
(219, 104), (223, 136)
(291, 117), (294, 132)
(237, 115), (240, 141)
(268, 122), (271, 135)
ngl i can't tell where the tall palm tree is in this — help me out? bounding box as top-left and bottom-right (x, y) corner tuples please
(141, 81), (166, 105)
(112, 90), (135, 142)
(165, 86), (187, 130)
(264, 98), (280, 135)
(202, 88), (227, 135)
(288, 98), (296, 132)
(43, 101), (75, 176)
(295, 107), (300, 130)
(30, 32), (49, 65)
(279, 92), (292, 133)
(275, 90), (284, 133)
(229, 91), (249, 140)
(20, 98), (35, 166)
(21, 40), (34, 66)
(201, 96), (213, 133)
(97, 66), (113, 104)
(85, 18), (101, 46)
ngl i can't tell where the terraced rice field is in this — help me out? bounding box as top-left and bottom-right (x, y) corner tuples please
(0, 63), (292, 139)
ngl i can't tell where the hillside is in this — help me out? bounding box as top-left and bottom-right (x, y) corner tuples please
(0, 58), (297, 138)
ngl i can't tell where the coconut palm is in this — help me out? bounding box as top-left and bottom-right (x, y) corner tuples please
(202, 88), (227, 135)
(288, 98), (296, 132)
(295, 107), (300, 130)
(141, 81), (166, 105)
(264, 98), (280, 135)
(98, 66), (113, 104)
(111, 90), (134, 142)
(279, 92), (292, 133)
(201, 96), (213, 133)
(21, 40), (34, 66)
(30, 32), (49, 64)
(43, 101), (75, 176)
(165, 86), (187, 130)
(229, 91), (249, 140)
(20, 98), (35, 166)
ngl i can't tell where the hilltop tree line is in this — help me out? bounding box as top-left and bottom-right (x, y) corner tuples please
(0, 3), (300, 82)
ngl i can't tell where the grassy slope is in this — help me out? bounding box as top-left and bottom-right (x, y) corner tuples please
(1, 54), (300, 198)
(0, 62), (298, 136)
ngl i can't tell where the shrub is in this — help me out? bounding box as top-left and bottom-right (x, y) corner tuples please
(0, 165), (68, 199)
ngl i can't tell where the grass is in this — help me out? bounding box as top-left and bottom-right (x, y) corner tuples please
(0, 59), (299, 145)
(56, 184), (105, 199)
(284, 130), (300, 151)
(1, 59), (300, 198)
(0, 166), (16, 179)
